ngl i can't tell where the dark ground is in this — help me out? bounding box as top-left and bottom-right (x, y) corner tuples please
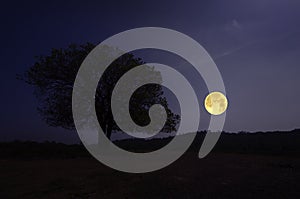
(0, 131), (299, 199)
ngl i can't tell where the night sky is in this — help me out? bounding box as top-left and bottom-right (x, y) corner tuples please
(1, 0), (300, 143)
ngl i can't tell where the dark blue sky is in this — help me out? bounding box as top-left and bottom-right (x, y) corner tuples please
(1, 0), (300, 143)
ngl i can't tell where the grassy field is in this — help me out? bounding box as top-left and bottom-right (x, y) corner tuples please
(0, 131), (299, 198)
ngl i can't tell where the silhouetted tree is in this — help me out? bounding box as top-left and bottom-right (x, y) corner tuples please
(21, 43), (179, 140)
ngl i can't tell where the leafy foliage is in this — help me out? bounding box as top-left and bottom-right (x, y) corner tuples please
(22, 43), (179, 139)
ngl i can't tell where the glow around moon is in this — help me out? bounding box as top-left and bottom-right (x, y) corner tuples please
(204, 92), (228, 115)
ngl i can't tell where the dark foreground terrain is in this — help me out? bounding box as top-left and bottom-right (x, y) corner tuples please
(0, 131), (299, 198)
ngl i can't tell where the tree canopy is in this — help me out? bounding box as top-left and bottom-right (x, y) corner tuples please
(21, 43), (179, 140)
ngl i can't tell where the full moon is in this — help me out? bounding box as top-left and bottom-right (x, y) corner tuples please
(204, 92), (228, 115)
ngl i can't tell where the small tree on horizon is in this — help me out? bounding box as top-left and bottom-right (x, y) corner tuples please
(20, 43), (179, 140)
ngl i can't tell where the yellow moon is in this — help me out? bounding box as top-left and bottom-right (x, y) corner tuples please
(204, 92), (228, 115)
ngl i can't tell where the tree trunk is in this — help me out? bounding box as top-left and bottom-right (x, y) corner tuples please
(106, 123), (112, 140)
(97, 124), (112, 144)
(98, 123), (106, 145)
